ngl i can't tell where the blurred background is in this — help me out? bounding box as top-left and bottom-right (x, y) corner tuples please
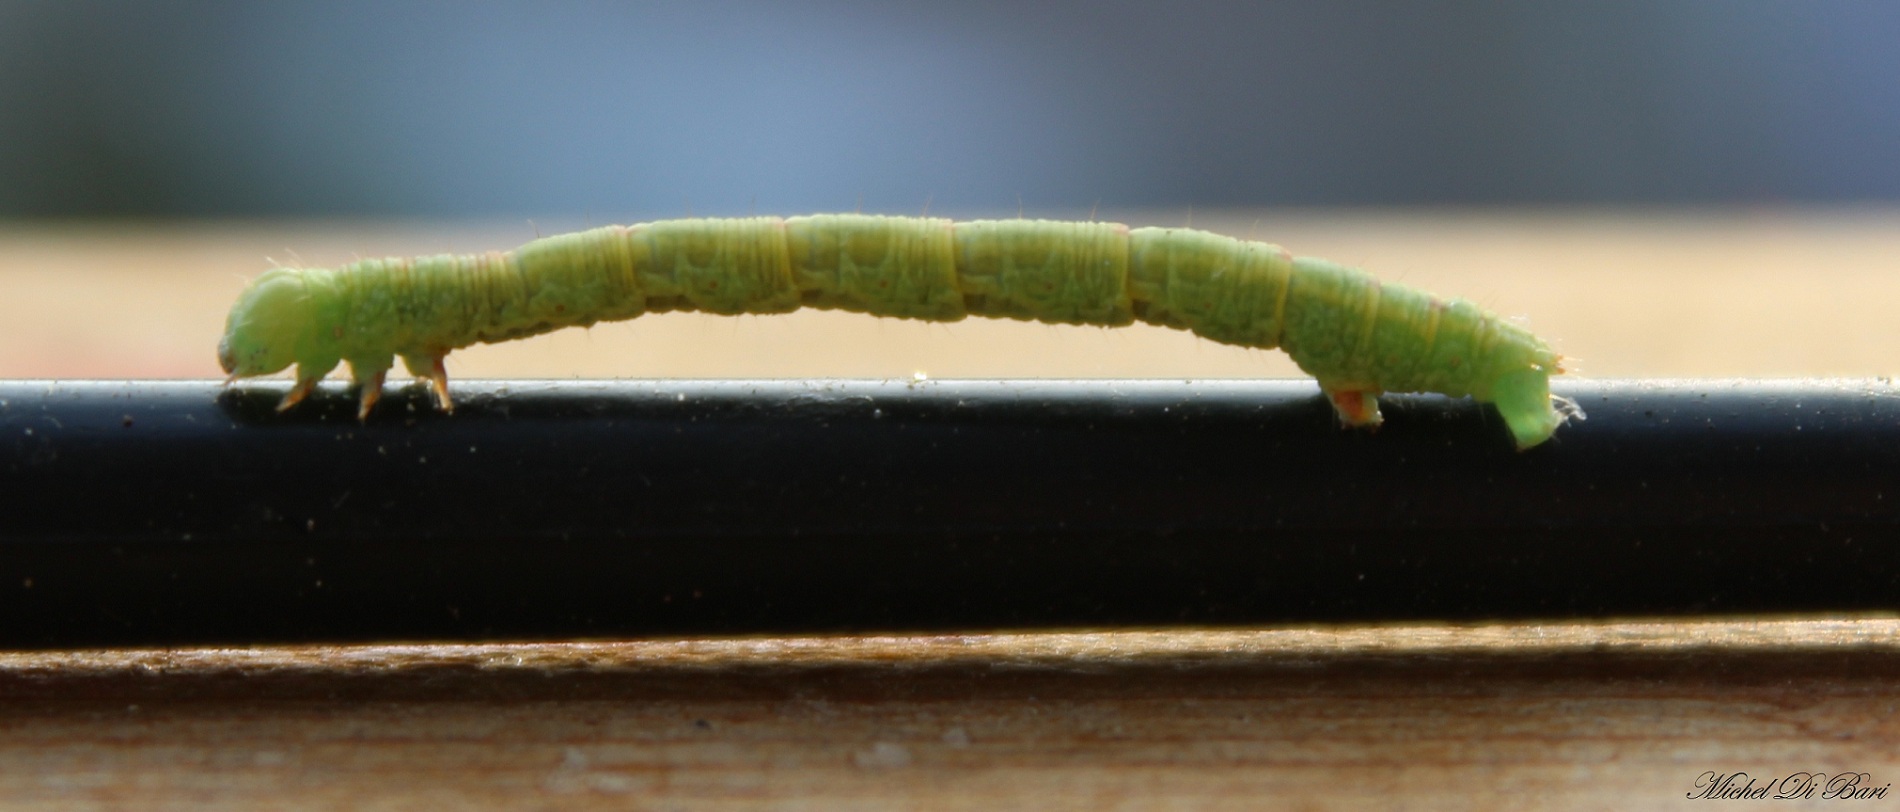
(4, 0), (1897, 218)
(3, 0), (1899, 380)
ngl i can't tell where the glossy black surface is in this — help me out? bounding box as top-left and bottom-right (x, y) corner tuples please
(2, 378), (1896, 647)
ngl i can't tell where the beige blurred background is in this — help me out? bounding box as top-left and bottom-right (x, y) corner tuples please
(4, 208), (1897, 384)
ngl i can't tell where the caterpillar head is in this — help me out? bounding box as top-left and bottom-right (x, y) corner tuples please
(218, 268), (319, 378)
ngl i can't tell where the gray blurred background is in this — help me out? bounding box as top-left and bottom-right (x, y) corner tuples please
(2, 0), (1896, 219)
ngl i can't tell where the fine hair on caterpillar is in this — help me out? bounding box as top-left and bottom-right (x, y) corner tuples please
(218, 214), (1580, 448)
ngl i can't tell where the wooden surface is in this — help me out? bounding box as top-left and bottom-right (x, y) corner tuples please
(6, 211), (1900, 808)
(3, 619), (1899, 810)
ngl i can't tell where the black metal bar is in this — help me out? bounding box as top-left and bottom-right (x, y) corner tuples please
(2, 378), (1897, 648)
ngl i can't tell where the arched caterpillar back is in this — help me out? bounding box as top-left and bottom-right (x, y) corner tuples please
(218, 215), (1579, 448)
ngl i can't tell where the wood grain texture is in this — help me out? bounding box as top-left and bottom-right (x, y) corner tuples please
(2, 618), (1899, 810)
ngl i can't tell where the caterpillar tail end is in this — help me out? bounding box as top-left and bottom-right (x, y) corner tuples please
(1491, 368), (1579, 451)
(1323, 387), (1384, 431)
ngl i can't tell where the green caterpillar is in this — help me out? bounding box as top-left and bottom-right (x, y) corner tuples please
(218, 215), (1580, 448)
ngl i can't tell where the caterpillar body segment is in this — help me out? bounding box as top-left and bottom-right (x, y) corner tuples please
(218, 214), (1575, 448)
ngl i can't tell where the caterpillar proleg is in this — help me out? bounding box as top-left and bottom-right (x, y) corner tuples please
(218, 215), (1578, 448)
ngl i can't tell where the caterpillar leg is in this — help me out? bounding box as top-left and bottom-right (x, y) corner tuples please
(424, 358), (454, 413)
(349, 364), (389, 421)
(275, 378), (318, 412)
(275, 359), (339, 412)
(402, 353), (455, 413)
(1321, 385), (1384, 431)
